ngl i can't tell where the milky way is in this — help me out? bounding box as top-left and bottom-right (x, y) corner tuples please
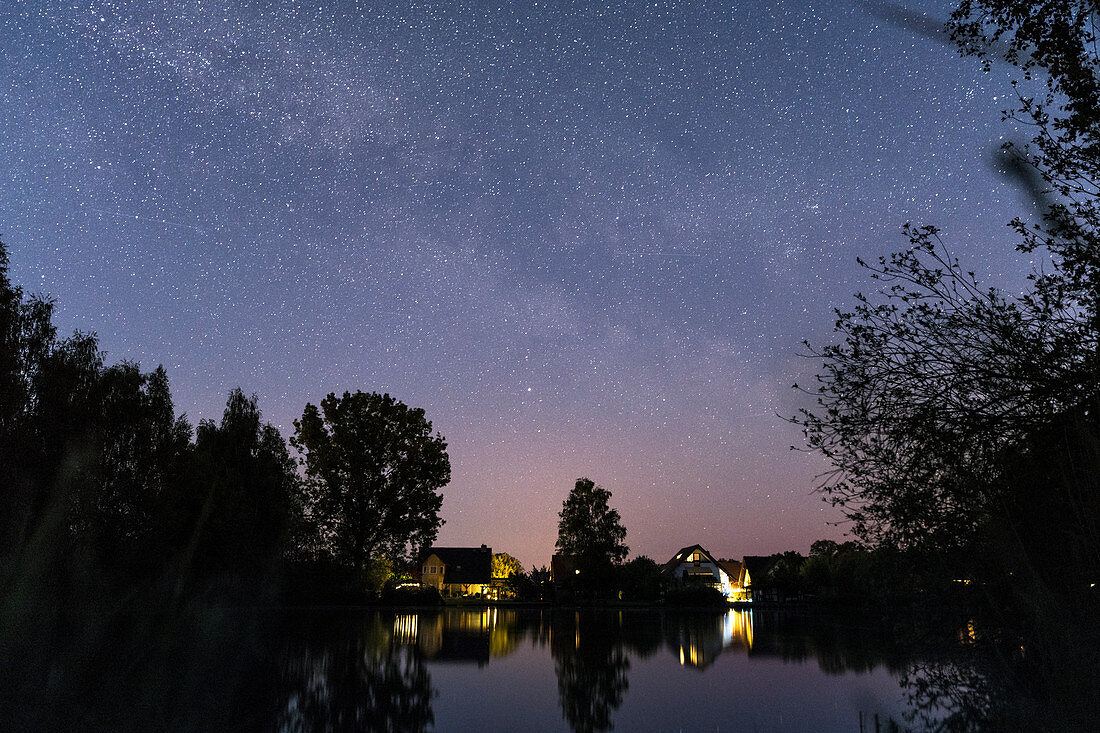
(0, 1), (1036, 566)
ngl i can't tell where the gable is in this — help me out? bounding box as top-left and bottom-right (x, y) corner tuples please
(662, 544), (722, 574)
(741, 555), (777, 586)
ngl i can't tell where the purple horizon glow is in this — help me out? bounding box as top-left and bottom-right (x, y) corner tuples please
(2, 1), (1036, 568)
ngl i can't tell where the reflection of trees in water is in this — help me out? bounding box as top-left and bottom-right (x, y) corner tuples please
(276, 613), (434, 733)
(618, 610), (663, 659)
(739, 611), (906, 677)
(894, 616), (1100, 732)
(552, 611), (630, 733)
(0, 602), (282, 731)
(16, 603), (1077, 731)
(900, 656), (997, 731)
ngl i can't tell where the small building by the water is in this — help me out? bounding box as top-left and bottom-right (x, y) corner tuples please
(421, 545), (493, 597)
(740, 555), (780, 602)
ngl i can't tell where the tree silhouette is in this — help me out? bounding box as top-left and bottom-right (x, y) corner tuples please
(165, 388), (299, 587)
(799, 0), (1100, 573)
(552, 611), (629, 733)
(797, 4), (1100, 722)
(292, 391), (450, 576)
(556, 478), (628, 596)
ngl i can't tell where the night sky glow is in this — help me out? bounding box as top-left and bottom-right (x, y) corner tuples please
(1, 1), (1037, 568)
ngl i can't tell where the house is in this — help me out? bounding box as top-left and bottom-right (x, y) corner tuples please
(740, 555), (779, 602)
(421, 545), (493, 597)
(549, 553), (580, 600)
(719, 558), (744, 597)
(662, 545), (741, 599)
(550, 553), (578, 587)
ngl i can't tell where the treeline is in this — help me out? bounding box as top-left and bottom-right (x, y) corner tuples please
(492, 556), (668, 604)
(746, 541), (957, 609)
(492, 543), (932, 610)
(0, 240), (447, 608)
(1, 239), (295, 601)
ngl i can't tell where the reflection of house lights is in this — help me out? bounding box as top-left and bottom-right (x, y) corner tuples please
(394, 614), (418, 643)
(678, 644), (700, 666)
(720, 610), (754, 650)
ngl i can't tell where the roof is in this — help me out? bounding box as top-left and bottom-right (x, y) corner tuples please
(718, 559), (743, 580)
(550, 553), (577, 582)
(661, 544), (721, 574)
(741, 555), (777, 585)
(422, 546), (492, 585)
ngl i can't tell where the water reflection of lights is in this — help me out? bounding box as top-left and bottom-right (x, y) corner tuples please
(678, 644), (702, 666)
(678, 610), (754, 667)
(394, 614), (418, 644)
(725, 609), (753, 650)
(961, 620), (978, 645)
(719, 610), (754, 650)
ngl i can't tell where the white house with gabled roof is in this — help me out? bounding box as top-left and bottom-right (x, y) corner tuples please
(661, 544), (743, 599)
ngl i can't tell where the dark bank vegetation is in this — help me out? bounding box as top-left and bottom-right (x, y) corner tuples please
(0, 240), (460, 730)
(0, 238), (453, 646)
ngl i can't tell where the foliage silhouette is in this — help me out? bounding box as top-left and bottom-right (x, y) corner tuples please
(555, 478), (628, 597)
(167, 388), (300, 589)
(797, 2), (1100, 727)
(292, 390), (450, 578)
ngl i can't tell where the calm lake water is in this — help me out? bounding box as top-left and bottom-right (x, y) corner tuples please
(273, 607), (913, 732)
(6, 604), (943, 731)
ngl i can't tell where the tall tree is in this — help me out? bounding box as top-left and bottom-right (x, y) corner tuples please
(492, 552), (523, 580)
(170, 389), (298, 582)
(951, 0), (1100, 356)
(798, 1), (1100, 589)
(71, 362), (191, 572)
(556, 478), (628, 577)
(291, 391), (450, 575)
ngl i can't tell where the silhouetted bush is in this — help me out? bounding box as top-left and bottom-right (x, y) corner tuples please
(380, 585), (443, 606)
(282, 560), (369, 605)
(663, 585), (726, 607)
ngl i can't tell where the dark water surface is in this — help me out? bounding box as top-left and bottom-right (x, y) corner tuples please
(5, 604), (932, 731)
(274, 607), (911, 732)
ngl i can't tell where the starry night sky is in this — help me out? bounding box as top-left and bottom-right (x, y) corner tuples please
(1, 1), (1038, 568)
